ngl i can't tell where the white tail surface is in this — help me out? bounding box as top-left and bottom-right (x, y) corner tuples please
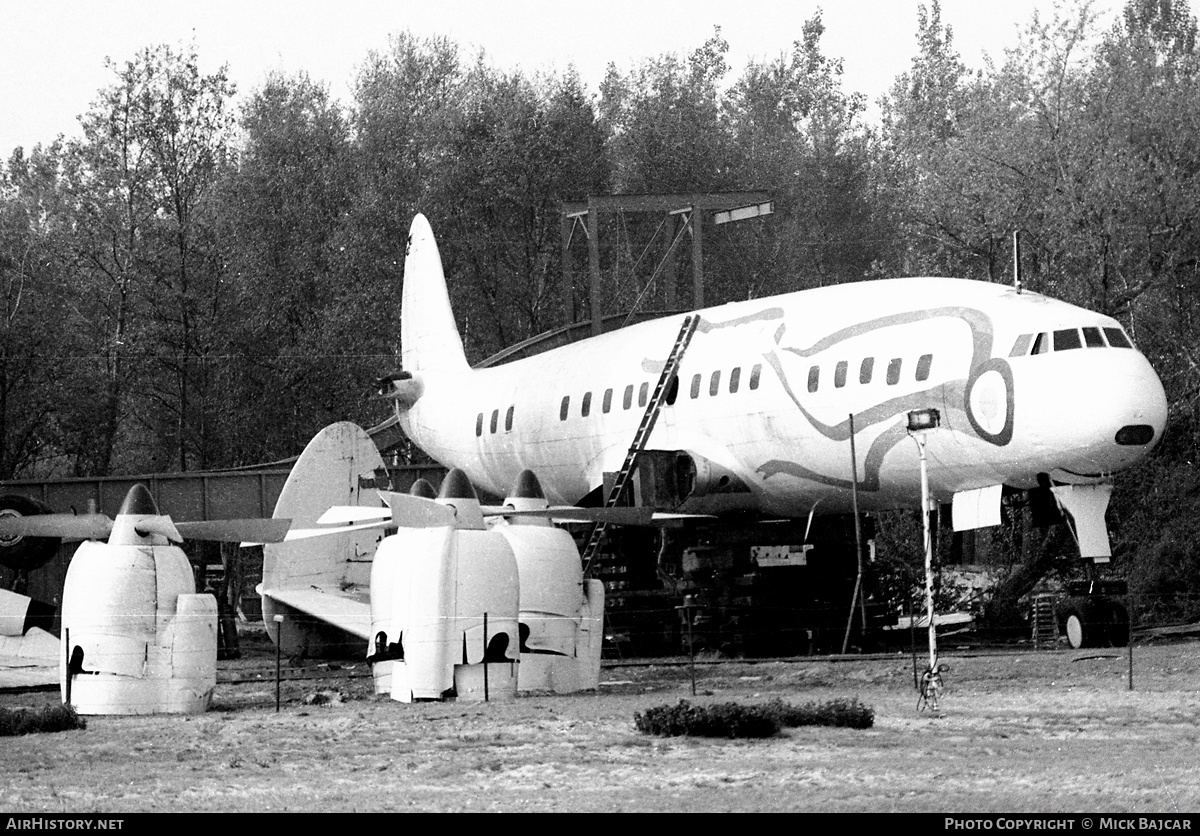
(402, 214), (469, 374)
(261, 422), (384, 656)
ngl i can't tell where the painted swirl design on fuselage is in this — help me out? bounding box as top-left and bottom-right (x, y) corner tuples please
(698, 305), (1013, 493)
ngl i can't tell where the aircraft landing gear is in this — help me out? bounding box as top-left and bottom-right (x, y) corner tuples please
(1058, 586), (1130, 649)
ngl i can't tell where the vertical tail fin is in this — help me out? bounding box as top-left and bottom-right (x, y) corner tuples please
(402, 214), (469, 373)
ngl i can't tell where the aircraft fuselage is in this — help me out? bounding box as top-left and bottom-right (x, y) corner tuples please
(397, 277), (1167, 518)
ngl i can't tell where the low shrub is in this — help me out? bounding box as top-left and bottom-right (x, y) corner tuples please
(634, 697), (876, 738)
(0, 704), (87, 737)
(764, 697), (875, 729)
(634, 700), (781, 738)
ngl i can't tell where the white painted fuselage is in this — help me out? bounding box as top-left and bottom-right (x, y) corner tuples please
(395, 215), (1167, 519)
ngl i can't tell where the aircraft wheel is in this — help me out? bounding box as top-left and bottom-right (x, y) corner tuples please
(1062, 599), (1102, 649)
(1062, 598), (1128, 649)
(0, 495), (60, 572)
(1064, 610), (1089, 649)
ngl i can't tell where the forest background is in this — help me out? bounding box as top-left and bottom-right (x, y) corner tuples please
(3, 0), (1200, 625)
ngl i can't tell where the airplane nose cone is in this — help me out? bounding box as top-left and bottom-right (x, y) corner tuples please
(1047, 350), (1167, 476)
(1119, 355), (1168, 448)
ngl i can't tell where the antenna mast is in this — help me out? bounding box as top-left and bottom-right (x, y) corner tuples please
(1013, 230), (1023, 294)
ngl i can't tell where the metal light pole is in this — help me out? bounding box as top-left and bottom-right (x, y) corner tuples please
(273, 614), (284, 713)
(908, 408), (943, 709)
(916, 431), (936, 670)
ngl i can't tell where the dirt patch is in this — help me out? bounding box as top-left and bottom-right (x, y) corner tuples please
(2, 637), (1199, 813)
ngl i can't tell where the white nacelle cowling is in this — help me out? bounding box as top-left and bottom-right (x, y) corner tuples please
(60, 540), (216, 715)
(374, 527), (519, 703)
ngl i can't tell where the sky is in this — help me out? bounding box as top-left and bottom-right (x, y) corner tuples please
(0, 0), (1127, 158)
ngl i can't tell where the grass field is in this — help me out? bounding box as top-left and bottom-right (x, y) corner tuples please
(2, 636), (1198, 813)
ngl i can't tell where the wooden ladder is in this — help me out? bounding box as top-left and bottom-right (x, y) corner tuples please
(581, 314), (700, 570)
(1031, 593), (1059, 649)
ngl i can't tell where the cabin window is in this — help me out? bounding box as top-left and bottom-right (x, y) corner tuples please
(505, 405), (514, 432)
(690, 373), (702, 399)
(807, 365), (819, 393)
(639, 382), (649, 407)
(916, 353), (933, 382)
(623, 384), (634, 410)
(859, 358), (874, 384)
(1031, 333), (1050, 354)
(710, 370), (722, 396)
(1009, 334), (1033, 357)
(603, 388), (613, 414)
(729, 367), (741, 393)
(1082, 326), (1105, 348)
(749, 364), (762, 390)
(1104, 327), (1133, 348)
(665, 376), (680, 405)
(1053, 328), (1082, 351)
(834, 360), (847, 388)
(887, 358), (902, 385)
(476, 413), (484, 437)
(581, 391), (592, 417)
(559, 396), (570, 421)
(490, 409), (499, 434)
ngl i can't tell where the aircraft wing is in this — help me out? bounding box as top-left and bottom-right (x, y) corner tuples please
(258, 585), (372, 642)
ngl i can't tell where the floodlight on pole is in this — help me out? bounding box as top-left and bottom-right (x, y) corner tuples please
(907, 408), (943, 710)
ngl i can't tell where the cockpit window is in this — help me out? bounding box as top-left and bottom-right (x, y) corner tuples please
(1016, 325), (1133, 356)
(1009, 334), (1033, 357)
(1053, 328), (1082, 351)
(1104, 327), (1133, 348)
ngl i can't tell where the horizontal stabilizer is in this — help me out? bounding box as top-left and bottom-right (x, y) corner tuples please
(258, 584), (372, 641)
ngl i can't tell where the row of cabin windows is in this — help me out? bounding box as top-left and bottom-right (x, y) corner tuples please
(475, 405), (515, 437)
(482, 327), (1129, 434)
(559, 363), (764, 421)
(806, 353), (933, 393)
(688, 363), (762, 399)
(1008, 326), (1133, 357)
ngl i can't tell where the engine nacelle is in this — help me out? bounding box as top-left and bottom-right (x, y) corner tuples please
(372, 526), (520, 702)
(680, 451), (750, 499)
(637, 451), (750, 506)
(61, 540), (216, 715)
